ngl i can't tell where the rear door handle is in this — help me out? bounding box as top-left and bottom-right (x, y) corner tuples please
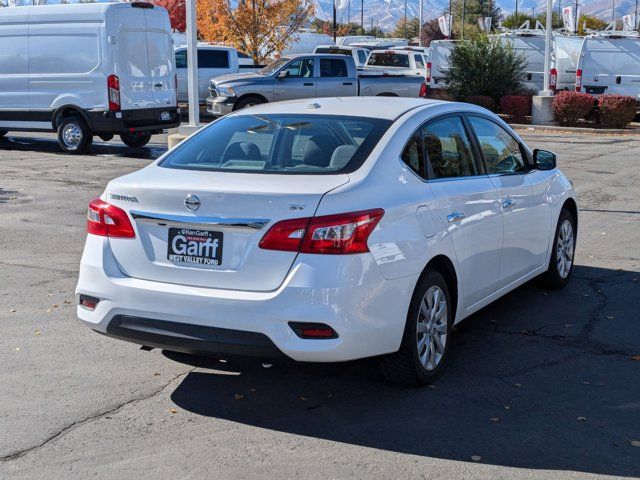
(153, 82), (163, 88)
(447, 212), (464, 223)
(502, 198), (516, 209)
(303, 82), (314, 86)
(343, 82), (354, 85)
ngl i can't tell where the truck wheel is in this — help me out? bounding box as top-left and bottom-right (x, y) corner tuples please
(235, 96), (265, 111)
(57, 116), (92, 154)
(120, 131), (152, 148)
(0, 129), (8, 138)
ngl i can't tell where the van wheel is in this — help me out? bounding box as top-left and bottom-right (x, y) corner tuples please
(0, 129), (8, 137)
(235, 96), (265, 110)
(57, 116), (92, 154)
(120, 131), (152, 148)
(379, 270), (452, 386)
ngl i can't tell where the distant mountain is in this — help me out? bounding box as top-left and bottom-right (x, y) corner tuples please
(313, 0), (637, 32)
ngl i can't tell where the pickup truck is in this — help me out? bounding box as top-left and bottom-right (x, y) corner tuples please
(206, 53), (426, 116)
(175, 44), (263, 104)
(364, 49), (428, 77)
(314, 45), (370, 68)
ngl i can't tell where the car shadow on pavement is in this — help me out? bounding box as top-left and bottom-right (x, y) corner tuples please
(0, 134), (166, 160)
(167, 265), (640, 477)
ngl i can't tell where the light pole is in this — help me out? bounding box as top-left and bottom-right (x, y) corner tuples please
(419, 0), (423, 45)
(462, 0), (466, 37)
(361, 0), (364, 34)
(403, 0), (407, 39)
(185, 0), (199, 128)
(542, 0), (552, 93)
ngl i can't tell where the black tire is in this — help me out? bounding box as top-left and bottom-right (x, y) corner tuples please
(56, 116), (92, 154)
(379, 270), (453, 386)
(120, 131), (152, 148)
(0, 129), (8, 137)
(234, 96), (265, 111)
(540, 208), (576, 290)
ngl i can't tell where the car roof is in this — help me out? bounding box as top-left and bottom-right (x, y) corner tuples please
(229, 97), (447, 121)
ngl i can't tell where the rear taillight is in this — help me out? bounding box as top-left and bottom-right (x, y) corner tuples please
(289, 322), (338, 339)
(549, 68), (557, 92)
(575, 69), (582, 92)
(107, 74), (121, 111)
(426, 61), (432, 84)
(87, 197), (135, 238)
(259, 209), (384, 255)
(79, 294), (100, 311)
(419, 82), (427, 98)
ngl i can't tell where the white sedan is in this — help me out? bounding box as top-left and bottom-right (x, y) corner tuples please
(76, 97), (577, 386)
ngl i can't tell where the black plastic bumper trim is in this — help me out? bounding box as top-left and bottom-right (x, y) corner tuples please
(104, 315), (286, 359)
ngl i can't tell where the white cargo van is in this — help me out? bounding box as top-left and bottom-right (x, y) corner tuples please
(0, 2), (179, 153)
(551, 35), (584, 91)
(425, 40), (456, 93)
(501, 31), (546, 92)
(575, 33), (640, 101)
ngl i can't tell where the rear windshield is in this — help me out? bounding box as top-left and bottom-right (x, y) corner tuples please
(160, 114), (392, 174)
(368, 52), (410, 68)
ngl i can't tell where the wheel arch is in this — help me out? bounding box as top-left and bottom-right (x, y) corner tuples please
(421, 254), (459, 324)
(562, 197), (578, 234)
(233, 93), (268, 110)
(52, 105), (93, 131)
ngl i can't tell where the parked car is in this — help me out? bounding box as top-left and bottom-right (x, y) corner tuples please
(206, 54), (426, 116)
(575, 32), (640, 101)
(550, 35), (584, 92)
(364, 49), (428, 77)
(314, 45), (370, 68)
(425, 40), (456, 94)
(76, 97), (578, 386)
(175, 44), (263, 104)
(0, 2), (179, 153)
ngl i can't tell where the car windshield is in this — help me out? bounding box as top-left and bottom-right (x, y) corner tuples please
(160, 114), (392, 174)
(368, 52), (410, 68)
(257, 58), (289, 76)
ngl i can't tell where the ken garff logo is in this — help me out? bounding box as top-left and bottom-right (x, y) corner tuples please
(184, 194), (201, 212)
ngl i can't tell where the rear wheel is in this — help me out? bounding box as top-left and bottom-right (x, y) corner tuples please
(379, 270), (452, 386)
(540, 208), (576, 289)
(235, 96), (265, 111)
(120, 131), (152, 148)
(57, 116), (92, 154)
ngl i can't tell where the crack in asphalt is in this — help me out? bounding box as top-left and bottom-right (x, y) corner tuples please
(0, 367), (195, 463)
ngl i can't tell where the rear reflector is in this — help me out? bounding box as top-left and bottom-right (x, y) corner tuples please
(259, 209), (384, 255)
(79, 294), (100, 311)
(87, 197), (135, 238)
(289, 322), (338, 339)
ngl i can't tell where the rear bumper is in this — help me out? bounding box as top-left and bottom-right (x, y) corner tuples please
(76, 235), (416, 362)
(86, 107), (181, 134)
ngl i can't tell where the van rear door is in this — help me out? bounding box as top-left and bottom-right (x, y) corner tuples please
(581, 38), (613, 94)
(611, 38), (640, 98)
(143, 7), (176, 108)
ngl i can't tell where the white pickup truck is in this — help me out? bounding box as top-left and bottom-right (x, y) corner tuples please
(175, 44), (263, 104)
(206, 54), (426, 116)
(364, 48), (428, 77)
(314, 45), (370, 68)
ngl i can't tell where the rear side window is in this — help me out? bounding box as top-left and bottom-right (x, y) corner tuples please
(413, 54), (425, 69)
(357, 50), (368, 64)
(320, 58), (348, 77)
(198, 50), (230, 69)
(401, 132), (425, 178)
(175, 50), (187, 69)
(368, 52), (410, 68)
(422, 117), (478, 179)
(160, 114), (392, 174)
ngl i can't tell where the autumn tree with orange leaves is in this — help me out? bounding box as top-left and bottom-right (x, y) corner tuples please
(197, 0), (315, 65)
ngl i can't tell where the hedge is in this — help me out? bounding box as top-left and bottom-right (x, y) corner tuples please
(598, 94), (637, 128)
(500, 95), (531, 123)
(553, 91), (595, 126)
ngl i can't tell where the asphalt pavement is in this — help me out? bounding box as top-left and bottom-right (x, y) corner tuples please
(0, 129), (638, 479)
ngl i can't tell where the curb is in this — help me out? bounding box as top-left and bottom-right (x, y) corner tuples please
(509, 123), (640, 135)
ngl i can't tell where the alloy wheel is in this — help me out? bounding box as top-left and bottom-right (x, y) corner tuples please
(416, 286), (448, 370)
(556, 219), (574, 279)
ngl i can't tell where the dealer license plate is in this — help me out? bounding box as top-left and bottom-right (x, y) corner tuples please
(167, 228), (223, 267)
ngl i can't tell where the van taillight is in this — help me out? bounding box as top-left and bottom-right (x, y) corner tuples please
(549, 68), (557, 92)
(575, 69), (582, 92)
(87, 198), (135, 238)
(107, 75), (121, 111)
(426, 61), (432, 84)
(259, 209), (384, 254)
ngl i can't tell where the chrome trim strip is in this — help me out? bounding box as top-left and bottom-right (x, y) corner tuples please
(130, 210), (270, 230)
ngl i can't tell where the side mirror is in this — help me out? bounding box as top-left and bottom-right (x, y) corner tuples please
(277, 70), (289, 80)
(533, 149), (557, 170)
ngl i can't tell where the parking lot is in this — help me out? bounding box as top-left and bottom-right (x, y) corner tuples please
(0, 129), (638, 479)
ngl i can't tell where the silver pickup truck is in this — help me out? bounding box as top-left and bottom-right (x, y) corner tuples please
(206, 53), (426, 116)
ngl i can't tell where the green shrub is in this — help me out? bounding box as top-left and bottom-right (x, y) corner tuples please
(598, 94), (637, 128)
(553, 91), (594, 126)
(445, 34), (527, 103)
